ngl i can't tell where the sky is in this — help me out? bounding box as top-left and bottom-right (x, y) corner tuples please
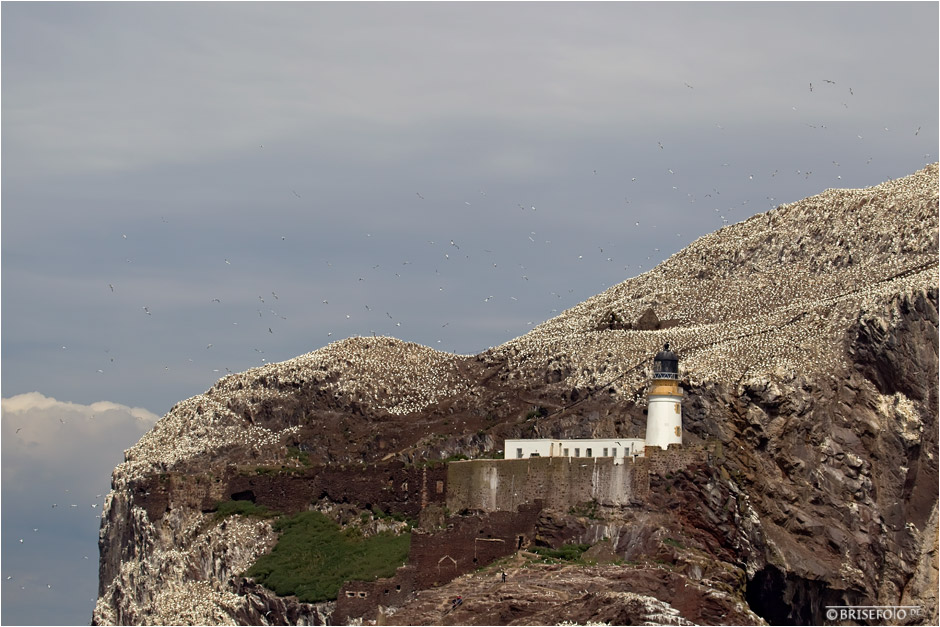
(1, 2), (937, 624)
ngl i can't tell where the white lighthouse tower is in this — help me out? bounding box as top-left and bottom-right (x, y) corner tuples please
(645, 343), (683, 449)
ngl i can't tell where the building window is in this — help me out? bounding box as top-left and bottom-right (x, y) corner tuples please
(586, 448), (592, 457)
(613, 447), (618, 457)
(603, 448), (608, 456)
(563, 448), (569, 456)
(574, 448), (580, 457)
(516, 448), (523, 459)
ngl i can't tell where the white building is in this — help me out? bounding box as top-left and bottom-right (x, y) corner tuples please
(504, 344), (684, 462)
(504, 438), (646, 463)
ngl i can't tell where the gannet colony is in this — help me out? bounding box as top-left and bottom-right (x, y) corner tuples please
(120, 163), (937, 481)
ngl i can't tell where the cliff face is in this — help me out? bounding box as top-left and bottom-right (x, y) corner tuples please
(95, 164), (938, 625)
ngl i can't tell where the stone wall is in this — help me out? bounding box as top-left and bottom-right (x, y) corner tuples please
(134, 462), (449, 521)
(446, 456), (650, 513)
(334, 566), (418, 624)
(645, 445), (709, 477)
(410, 502), (543, 588)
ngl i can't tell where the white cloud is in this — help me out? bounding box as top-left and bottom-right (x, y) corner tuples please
(1, 392), (158, 486)
(1, 393), (157, 624)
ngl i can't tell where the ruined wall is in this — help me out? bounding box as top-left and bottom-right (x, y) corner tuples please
(446, 457), (649, 513)
(334, 566), (418, 624)
(134, 462), (449, 521)
(409, 502), (543, 588)
(333, 503), (543, 623)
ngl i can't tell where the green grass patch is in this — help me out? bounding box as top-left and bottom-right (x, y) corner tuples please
(370, 506), (417, 528)
(287, 446), (312, 467)
(245, 511), (411, 603)
(530, 543), (591, 562)
(213, 500), (276, 520)
(524, 406), (549, 420)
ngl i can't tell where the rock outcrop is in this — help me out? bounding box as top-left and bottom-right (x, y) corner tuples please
(95, 164), (938, 625)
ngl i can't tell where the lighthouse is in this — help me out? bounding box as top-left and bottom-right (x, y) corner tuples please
(645, 343), (683, 449)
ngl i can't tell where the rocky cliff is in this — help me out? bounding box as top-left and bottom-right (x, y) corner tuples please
(95, 164), (938, 625)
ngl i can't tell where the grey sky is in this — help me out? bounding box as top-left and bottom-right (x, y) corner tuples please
(2, 2), (938, 624)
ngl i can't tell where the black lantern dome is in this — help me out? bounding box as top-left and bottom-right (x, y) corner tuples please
(653, 343), (679, 379)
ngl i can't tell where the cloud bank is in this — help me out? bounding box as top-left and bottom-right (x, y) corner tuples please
(1, 392), (158, 625)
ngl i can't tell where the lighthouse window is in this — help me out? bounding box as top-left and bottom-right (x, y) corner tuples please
(612, 447), (618, 457)
(603, 448), (608, 457)
(563, 448), (569, 456)
(516, 448), (523, 459)
(574, 448), (580, 457)
(586, 448), (592, 457)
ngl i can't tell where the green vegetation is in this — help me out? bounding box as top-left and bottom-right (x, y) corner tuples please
(238, 464), (304, 476)
(213, 500), (276, 521)
(568, 499), (601, 520)
(287, 446), (312, 467)
(524, 406), (549, 420)
(662, 537), (686, 550)
(529, 542), (592, 562)
(245, 511), (411, 603)
(370, 505), (416, 527)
